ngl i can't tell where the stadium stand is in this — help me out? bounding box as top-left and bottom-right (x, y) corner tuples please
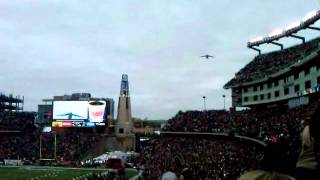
(0, 93), (38, 161)
(55, 130), (101, 166)
(225, 37), (320, 87)
(140, 136), (264, 180)
(0, 132), (39, 161)
(163, 103), (316, 141)
(139, 102), (318, 179)
(0, 113), (38, 162)
(0, 111), (35, 131)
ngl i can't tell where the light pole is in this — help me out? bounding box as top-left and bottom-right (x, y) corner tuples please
(222, 94), (226, 110)
(203, 96), (206, 111)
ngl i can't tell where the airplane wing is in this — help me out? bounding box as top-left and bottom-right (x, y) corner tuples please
(56, 112), (84, 118)
(72, 114), (85, 118)
(56, 113), (71, 116)
(201, 55), (214, 58)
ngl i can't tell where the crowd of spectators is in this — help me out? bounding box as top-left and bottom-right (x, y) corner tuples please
(140, 102), (318, 179)
(0, 132), (39, 161)
(56, 130), (101, 165)
(0, 111), (38, 161)
(225, 37), (320, 87)
(0, 111), (35, 131)
(164, 103), (317, 144)
(164, 110), (229, 133)
(40, 132), (56, 160)
(140, 137), (264, 180)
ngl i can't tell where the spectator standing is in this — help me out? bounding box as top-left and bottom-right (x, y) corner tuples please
(295, 104), (320, 180)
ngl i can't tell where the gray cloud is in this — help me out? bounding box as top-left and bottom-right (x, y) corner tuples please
(0, 0), (318, 119)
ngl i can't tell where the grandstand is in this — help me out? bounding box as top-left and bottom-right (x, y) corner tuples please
(0, 93), (38, 166)
(225, 10), (320, 109)
(225, 37), (320, 108)
(141, 134), (264, 179)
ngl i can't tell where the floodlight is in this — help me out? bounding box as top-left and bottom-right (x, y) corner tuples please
(249, 36), (263, 43)
(285, 21), (301, 31)
(303, 10), (318, 22)
(268, 29), (283, 37)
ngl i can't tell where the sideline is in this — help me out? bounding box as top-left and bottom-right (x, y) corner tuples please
(0, 165), (109, 171)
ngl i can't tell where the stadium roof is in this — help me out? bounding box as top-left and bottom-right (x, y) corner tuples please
(248, 10), (320, 54)
(224, 10), (320, 89)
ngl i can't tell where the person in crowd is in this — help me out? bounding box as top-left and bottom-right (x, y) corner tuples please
(295, 104), (320, 180)
(238, 143), (295, 180)
(161, 171), (177, 180)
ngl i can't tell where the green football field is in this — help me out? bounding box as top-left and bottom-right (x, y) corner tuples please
(0, 166), (138, 180)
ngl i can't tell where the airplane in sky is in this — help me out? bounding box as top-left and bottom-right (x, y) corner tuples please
(201, 54), (215, 59)
(56, 112), (85, 119)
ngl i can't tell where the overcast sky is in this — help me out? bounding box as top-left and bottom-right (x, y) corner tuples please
(0, 0), (319, 119)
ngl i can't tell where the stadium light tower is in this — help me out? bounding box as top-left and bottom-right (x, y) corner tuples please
(222, 94), (226, 110)
(202, 96), (206, 111)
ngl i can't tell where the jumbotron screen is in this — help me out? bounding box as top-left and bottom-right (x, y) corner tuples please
(52, 100), (106, 127)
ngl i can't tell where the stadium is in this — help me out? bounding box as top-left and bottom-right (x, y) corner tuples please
(1, 2), (320, 180)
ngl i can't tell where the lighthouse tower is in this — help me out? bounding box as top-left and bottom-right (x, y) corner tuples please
(116, 74), (135, 151)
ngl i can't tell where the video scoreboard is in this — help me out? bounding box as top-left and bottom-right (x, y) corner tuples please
(52, 100), (107, 128)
